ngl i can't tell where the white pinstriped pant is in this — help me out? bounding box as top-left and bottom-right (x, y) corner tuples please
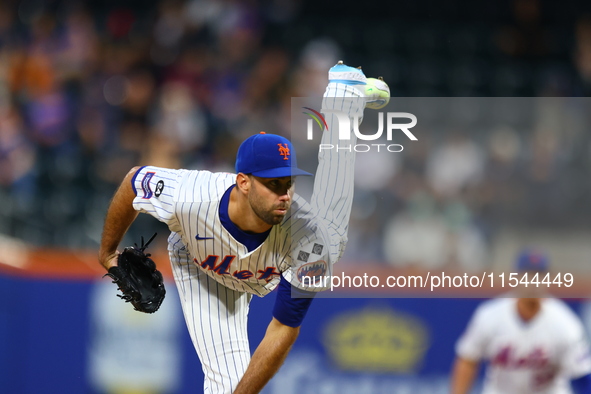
(169, 243), (252, 394)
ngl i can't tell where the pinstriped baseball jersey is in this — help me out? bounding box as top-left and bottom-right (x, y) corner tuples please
(130, 84), (365, 297)
(456, 297), (591, 394)
(131, 167), (333, 296)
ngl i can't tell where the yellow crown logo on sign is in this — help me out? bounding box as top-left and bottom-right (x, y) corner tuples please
(323, 306), (429, 373)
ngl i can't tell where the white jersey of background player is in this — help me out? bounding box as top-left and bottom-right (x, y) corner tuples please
(451, 250), (591, 394)
(98, 62), (389, 393)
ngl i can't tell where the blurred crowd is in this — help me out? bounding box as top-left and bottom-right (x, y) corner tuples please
(1, 0), (591, 269)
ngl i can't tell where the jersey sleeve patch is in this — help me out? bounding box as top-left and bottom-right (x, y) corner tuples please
(154, 180), (164, 197)
(312, 243), (324, 255)
(131, 166), (180, 230)
(297, 260), (327, 285)
(141, 172), (156, 199)
(130, 165), (147, 196)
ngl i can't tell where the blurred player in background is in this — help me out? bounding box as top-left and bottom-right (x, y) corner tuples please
(451, 250), (591, 394)
(98, 62), (389, 393)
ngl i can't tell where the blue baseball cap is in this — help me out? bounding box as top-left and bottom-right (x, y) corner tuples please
(516, 249), (550, 272)
(235, 132), (312, 178)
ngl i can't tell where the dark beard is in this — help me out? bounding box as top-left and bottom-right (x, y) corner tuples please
(248, 178), (290, 227)
(252, 205), (286, 226)
(248, 193), (288, 226)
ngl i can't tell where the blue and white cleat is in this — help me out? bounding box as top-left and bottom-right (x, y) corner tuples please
(328, 60), (367, 86)
(328, 61), (390, 109)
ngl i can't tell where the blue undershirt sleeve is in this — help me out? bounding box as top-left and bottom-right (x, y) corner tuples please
(572, 373), (591, 394)
(272, 276), (315, 327)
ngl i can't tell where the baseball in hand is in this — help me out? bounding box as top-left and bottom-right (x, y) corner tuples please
(365, 77), (390, 110)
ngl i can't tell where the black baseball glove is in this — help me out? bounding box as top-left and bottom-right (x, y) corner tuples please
(104, 233), (166, 313)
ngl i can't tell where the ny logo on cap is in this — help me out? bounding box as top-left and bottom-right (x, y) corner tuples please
(277, 143), (290, 160)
